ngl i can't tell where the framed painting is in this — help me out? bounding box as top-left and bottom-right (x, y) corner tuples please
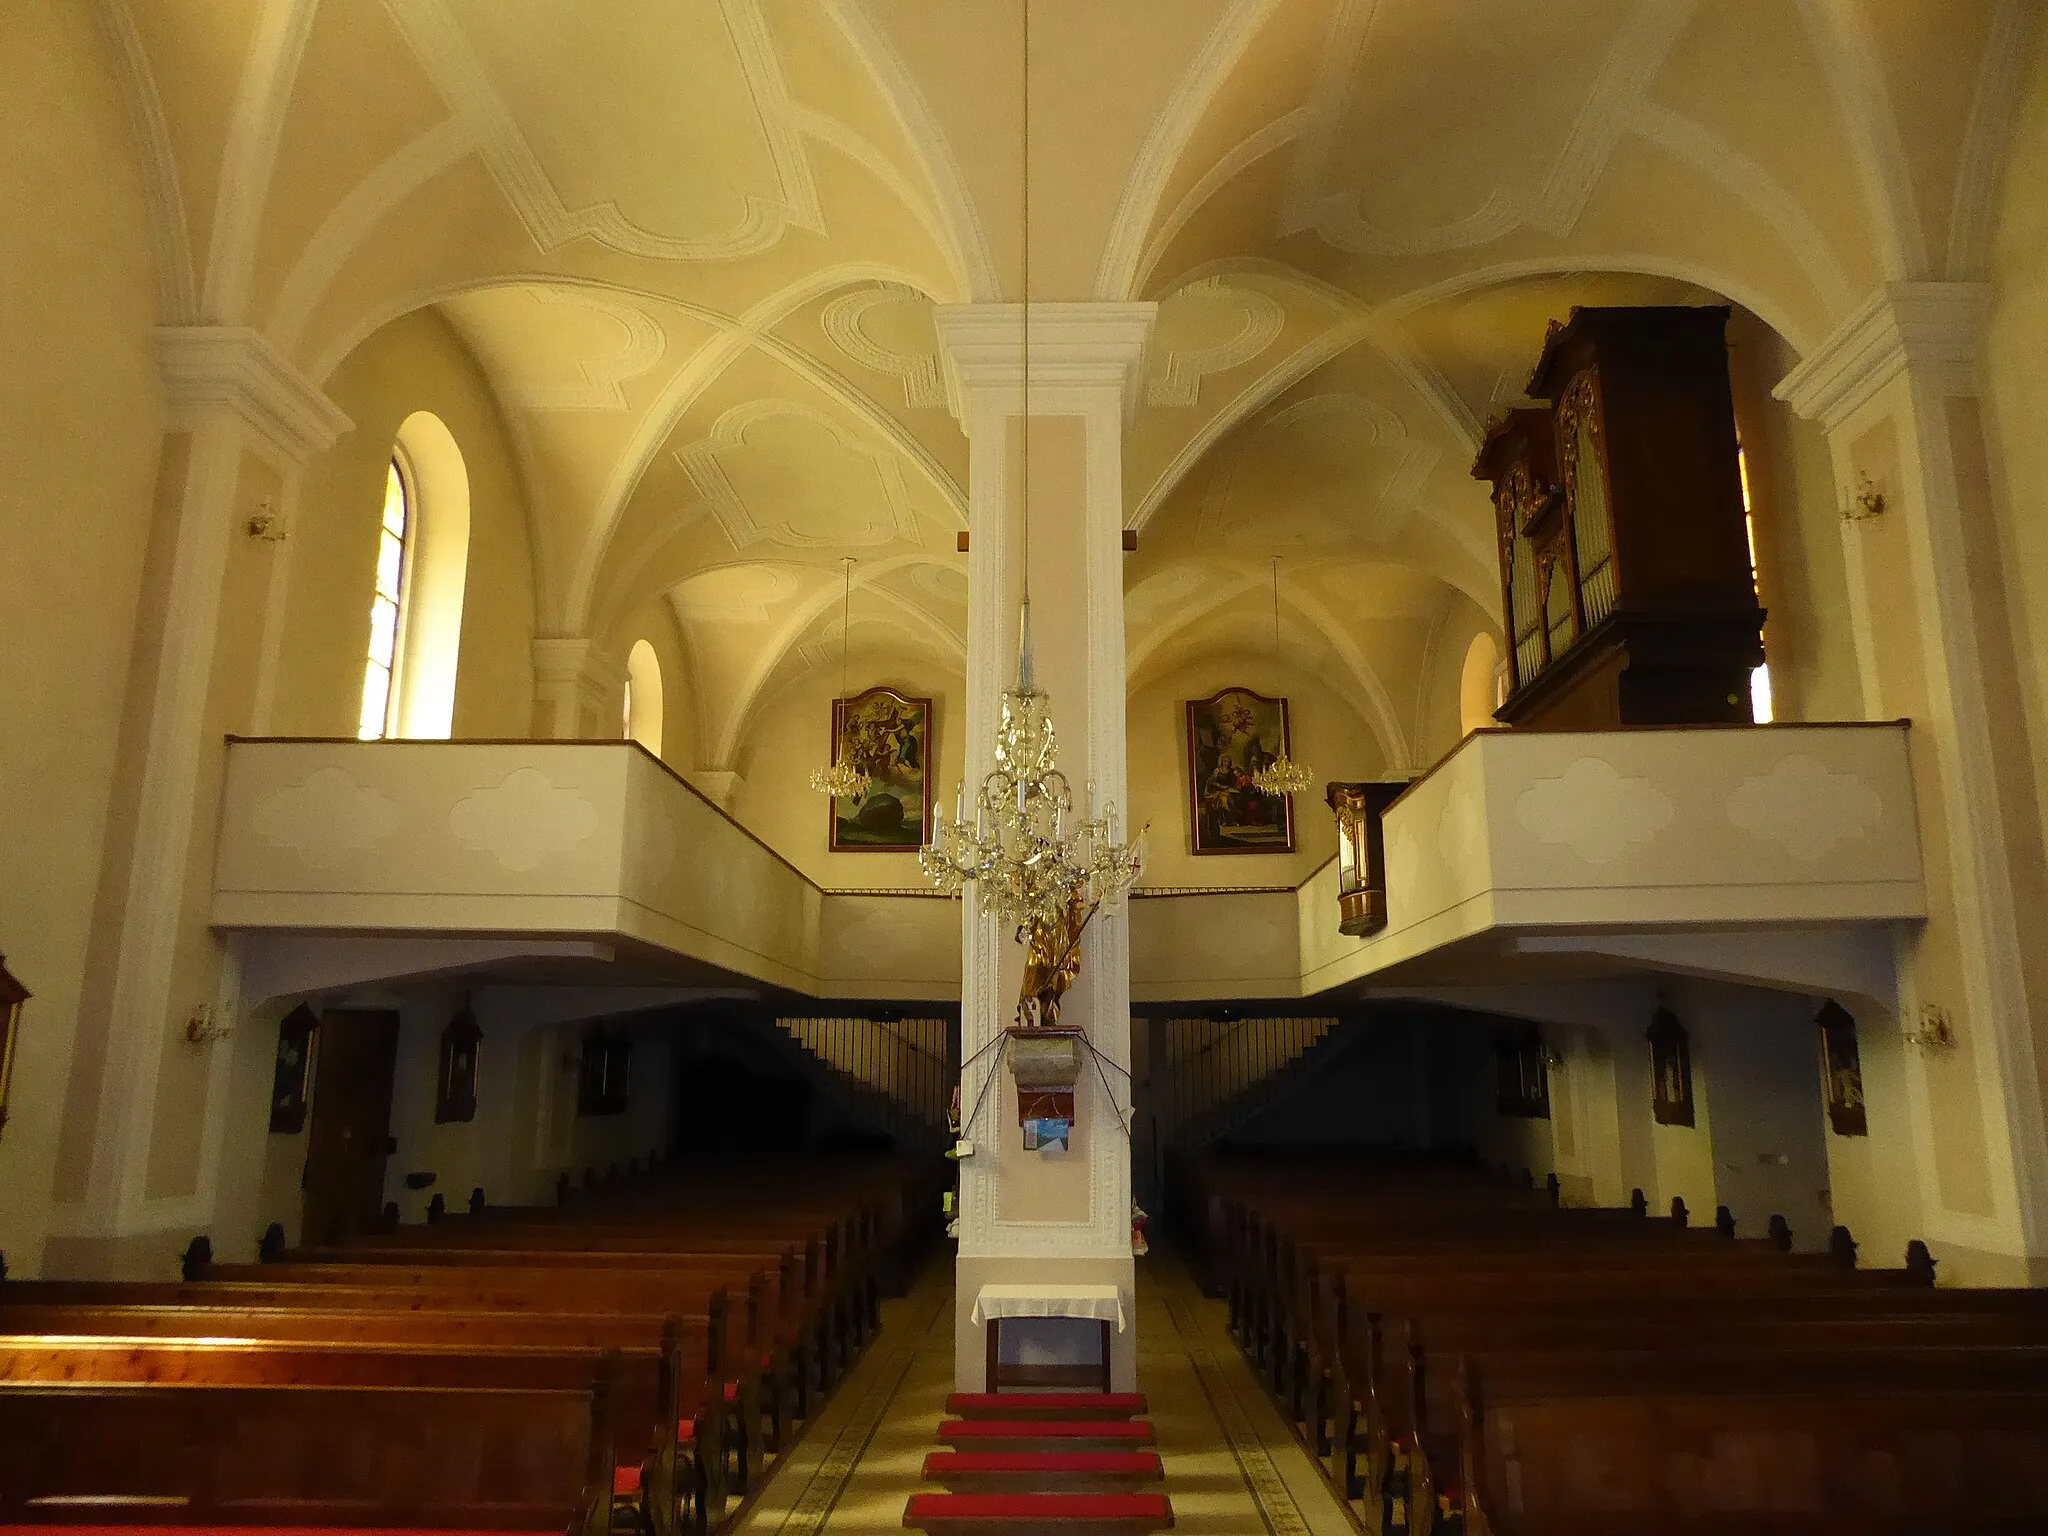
(268, 1003), (318, 1135)
(1817, 999), (1868, 1137)
(1647, 1006), (1695, 1127)
(1185, 688), (1297, 854)
(434, 1003), (481, 1125)
(828, 686), (934, 852)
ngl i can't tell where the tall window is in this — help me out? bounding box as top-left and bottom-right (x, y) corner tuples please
(1737, 440), (1774, 724)
(358, 457), (412, 740)
(624, 638), (663, 756)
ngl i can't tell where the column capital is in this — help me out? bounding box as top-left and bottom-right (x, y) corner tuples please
(933, 302), (1157, 425)
(1774, 282), (1990, 431)
(532, 637), (627, 739)
(154, 326), (353, 467)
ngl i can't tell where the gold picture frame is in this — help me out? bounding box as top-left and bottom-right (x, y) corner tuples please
(0, 955), (26, 1138)
(1185, 687), (1297, 855)
(827, 686), (934, 852)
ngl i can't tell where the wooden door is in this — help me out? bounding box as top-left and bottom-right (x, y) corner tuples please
(300, 1009), (399, 1247)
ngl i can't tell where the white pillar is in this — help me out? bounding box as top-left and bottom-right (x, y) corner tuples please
(1778, 282), (2048, 1282)
(54, 328), (349, 1264)
(935, 302), (1155, 1391)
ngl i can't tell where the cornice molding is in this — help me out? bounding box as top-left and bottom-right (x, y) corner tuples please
(1773, 282), (1990, 431)
(933, 302), (1158, 424)
(154, 326), (352, 465)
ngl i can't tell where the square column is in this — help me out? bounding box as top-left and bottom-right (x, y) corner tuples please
(934, 302), (1154, 1390)
(1779, 283), (2048, 1282)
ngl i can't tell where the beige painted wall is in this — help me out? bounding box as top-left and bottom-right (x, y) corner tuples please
(1127, 653), (1382, 891)
(0, 0), (164, 1274)
(273, 309), (536, 740)
(731, 651), (966, 889)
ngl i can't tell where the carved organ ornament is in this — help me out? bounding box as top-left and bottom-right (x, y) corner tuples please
(1475, 306), (1765, 731)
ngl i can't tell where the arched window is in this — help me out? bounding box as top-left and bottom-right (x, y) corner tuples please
(356, 413), (471, 740)
(356, 456), (412, 740)
(1459, 631), (1502, 737)
(624, 638), (663, 756)
(1737, 439), (1774, 724)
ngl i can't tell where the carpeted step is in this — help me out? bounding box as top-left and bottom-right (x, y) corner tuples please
(944, 1392), (1146, 1420)
(902, 1491), (1174, 1534)
(937, 1418), (1156, 1453)
(921, 1449), (1164, 1492)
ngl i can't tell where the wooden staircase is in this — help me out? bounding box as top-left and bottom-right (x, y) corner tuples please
(904, 1393), (1174, 1534)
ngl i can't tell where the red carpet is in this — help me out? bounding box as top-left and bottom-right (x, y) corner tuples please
(904, 1392), (1173, 1532)
(903, 1492), (1173, 1532)
(945, 1392), (1147, 1419)
(937, 1419), (1154, 1442)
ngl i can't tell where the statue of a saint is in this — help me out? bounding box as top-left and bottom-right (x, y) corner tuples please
(1016, 892), (1089, 1029)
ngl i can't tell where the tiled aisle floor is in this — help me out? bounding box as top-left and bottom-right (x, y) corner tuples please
(729, 1250), (1357, 1535)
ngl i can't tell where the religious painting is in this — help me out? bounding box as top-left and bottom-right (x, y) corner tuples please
(1817, 999), (1868, 1137)
(828, 687), (934, 852)
(1647, 1006), (1695, 1128)
(268, 1004), (318, 1135)
(1495, 1028), (1551, 1119)
(434, 1003), (481, 1125)
(1185, 688), (1297, 854)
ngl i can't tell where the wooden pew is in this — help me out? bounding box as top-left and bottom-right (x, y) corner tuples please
(1194, 1153), (2048, 1534)
(1449, 1346), (2048, 1534)
(0, 1351), (624, 1532)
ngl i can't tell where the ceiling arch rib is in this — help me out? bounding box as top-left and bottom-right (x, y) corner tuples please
(820, 0), (1000, 302)
(1793, 0), (1930, 280)
(94, 0), (197, 323)
(568, 267), (967, 633)
(1125, 564), (1417, 771)
(1095, 0), (1288, 301)
(203, 0), (319, 322)
(707, 553), (961, 770)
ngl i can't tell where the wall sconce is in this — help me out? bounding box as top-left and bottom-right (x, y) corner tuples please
(1841, 472), (1886, 523)
(183, 1004), (232, 1046)
(246, 500), (289, 542)
(1904, 1002), (1957, 1050)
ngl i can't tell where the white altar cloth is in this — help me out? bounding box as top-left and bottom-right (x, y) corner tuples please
(970, 1282), (1127, 1333)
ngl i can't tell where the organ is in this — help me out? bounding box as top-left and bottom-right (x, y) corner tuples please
(1475, 305), (1765, 730)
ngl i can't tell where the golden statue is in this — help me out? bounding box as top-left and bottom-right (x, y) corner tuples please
(1016, 893), (1088, 1029)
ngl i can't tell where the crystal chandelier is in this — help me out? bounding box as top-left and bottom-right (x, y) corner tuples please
(921, 601), (1145, 938)
(810, 558), (871, 799)
(1251, 556), (1314, 797)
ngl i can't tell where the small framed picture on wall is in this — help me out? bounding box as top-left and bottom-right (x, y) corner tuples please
(1648, 1007), (1695, 1127)
(269, 1004), (319, 1135)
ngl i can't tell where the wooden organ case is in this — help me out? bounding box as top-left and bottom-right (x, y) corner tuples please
(1476, 305), (1765, 730)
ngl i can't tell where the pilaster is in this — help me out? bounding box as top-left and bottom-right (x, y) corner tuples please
(1777, 282), (2048, 1278)
(58, 329), (349, 1254)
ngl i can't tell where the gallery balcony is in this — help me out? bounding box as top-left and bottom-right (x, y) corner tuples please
(210, 738), (960, 1001)
(1294, 720), (1925, 1002)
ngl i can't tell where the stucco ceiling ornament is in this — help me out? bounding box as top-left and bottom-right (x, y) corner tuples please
(810, 557), (870, 799)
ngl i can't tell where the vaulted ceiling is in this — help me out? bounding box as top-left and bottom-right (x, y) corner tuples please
(107, 0), (2035, 773)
